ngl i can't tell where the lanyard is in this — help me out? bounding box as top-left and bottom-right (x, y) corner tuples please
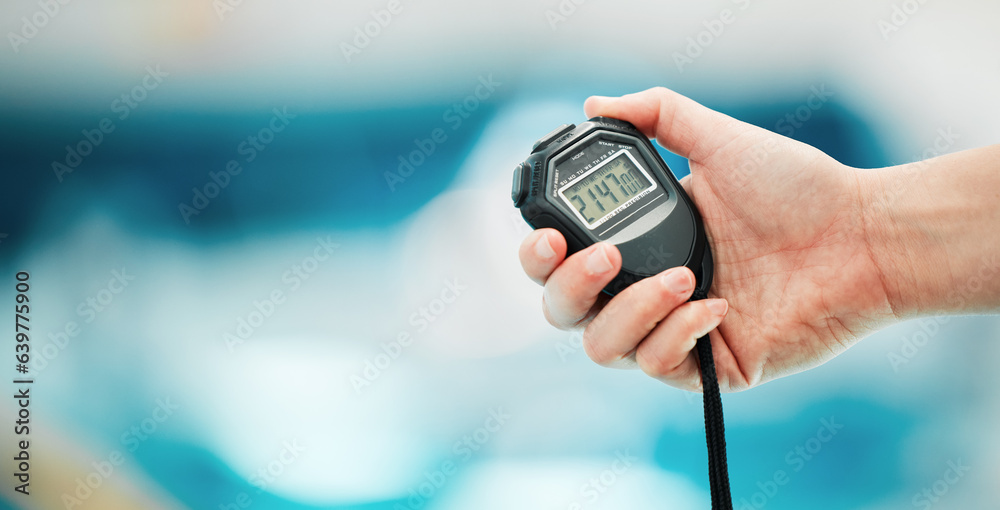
(691, 289), (732, 509)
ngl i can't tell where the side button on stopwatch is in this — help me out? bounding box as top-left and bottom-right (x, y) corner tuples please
(511, 163), (528, 206)
(531, 123), (575, 153)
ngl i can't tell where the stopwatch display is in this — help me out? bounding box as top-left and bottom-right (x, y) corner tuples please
(558, 149), (655, 229)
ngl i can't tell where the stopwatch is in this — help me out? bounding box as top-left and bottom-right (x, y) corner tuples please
(511, 116), (713, 297)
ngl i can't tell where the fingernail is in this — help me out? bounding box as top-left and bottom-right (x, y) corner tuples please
(705, 299), (728, 317)
(585, 244), (613, 275)
(534, 232), (556, 260)
(661, 268), (693, 294)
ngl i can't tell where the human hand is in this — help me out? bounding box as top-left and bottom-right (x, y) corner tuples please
(519, 87), (899, 392)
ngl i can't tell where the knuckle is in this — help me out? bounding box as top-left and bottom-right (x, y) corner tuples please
(561, 274), (600, 305)
(581, 323), (611, 364)
(540, 288), (557, 320)
(652, 276), (685, 306)
(542, 280), (571, 322)
(625, 278), (681, 324)
(675, 303), (706, 338)
(542, 307), (558, 329)
(540, 293), (564, 330)
(680, 377), (704, 394)
(541, 289), (581, 330)
(651, 86), (674, 99)
(636, 344), (673, 378)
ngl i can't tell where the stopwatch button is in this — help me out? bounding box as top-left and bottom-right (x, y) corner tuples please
(511, 163), (528, 206)
(532, 123), (576, 153)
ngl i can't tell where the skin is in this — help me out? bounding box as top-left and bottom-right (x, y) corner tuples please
(519, 87), (1000, 393)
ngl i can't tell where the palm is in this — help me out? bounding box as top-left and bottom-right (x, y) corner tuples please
(682, 129), (893, 391)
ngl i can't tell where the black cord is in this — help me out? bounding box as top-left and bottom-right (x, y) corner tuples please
(696, 334), (732, 509)
(691, 292), (732, 509)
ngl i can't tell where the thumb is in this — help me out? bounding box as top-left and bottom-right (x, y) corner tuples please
(584, 87), (748, 164)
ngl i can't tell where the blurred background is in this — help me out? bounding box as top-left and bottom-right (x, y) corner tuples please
(1, 0), (999, 508)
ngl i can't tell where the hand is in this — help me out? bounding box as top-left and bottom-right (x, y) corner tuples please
(519, 87), (898, 392)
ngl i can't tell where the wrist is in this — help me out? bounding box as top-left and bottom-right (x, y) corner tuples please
(858, 147), (1000, 317)
(857, 164), (931, 318)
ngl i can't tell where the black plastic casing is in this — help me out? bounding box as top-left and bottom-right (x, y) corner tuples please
(512, 117), (713, 297)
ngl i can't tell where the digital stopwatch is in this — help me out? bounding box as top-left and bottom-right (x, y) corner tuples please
(511, 116), (713, 298)
(511, 117), (733, 510)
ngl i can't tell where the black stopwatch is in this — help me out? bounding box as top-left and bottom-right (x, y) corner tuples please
(511, 116), (733, 509)
(511, 116), (713, 297)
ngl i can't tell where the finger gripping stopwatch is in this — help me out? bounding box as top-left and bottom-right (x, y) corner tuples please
(511, 117), (732, 509)
(511, 116), (713, 298)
